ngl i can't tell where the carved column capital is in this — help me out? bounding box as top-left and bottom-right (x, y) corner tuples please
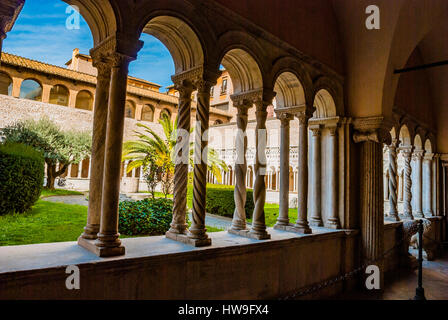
(412, 149), (425, 161)
(327, 124), (339, 136)
(353, 128), (392, 145)
(231, 89), (262, 108)
(90, 34), (143, 68)
(309, 124), (322, 137)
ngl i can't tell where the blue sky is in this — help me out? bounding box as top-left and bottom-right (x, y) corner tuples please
(2, 0), (175, 89)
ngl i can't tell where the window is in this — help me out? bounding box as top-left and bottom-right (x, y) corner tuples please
(49, 85), (69, 106)
(75, 90), (93, 110)
(220, 78), (228, 95)
(141, 104), (154, 122)
(125, 100), (136, 118)
(214, 119), (223, 125)
(20, 79), (42, 101)
(0, 72), (12, 96)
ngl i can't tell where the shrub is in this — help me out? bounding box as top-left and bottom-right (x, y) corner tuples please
(118, 198), (174, 236)
(187, 184), (254, 218)
(0, 143), (45, 215)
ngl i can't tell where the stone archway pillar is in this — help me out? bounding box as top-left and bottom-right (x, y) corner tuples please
(309, 125), (323, 226)
(274, 111), (294, 228)
(327, 124), (340, 228)
(292, 106), (313, 234)
(353, 120), (391, 289)
(229, 94), (252, 232)
(413, 150), (425, 218)
(400, 147), (414, 220)
(78, 47), (112, 245)
(423, 152), (434, 216)
(166, 72), (195, 237)
(387, 140), (400, 221)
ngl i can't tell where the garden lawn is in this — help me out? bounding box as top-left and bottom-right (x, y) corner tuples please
(40, 188), (84, 198)
(0, 198), (223, 247)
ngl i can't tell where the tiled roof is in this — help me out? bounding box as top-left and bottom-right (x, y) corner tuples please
(0, 52), (178, 105)
(0, 52), (233, 117)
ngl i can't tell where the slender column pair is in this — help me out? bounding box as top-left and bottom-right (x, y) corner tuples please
(423, 153), (434, 216)
(413, 149), (425, 218)
(387, 140), (400, 221)
(229, 90), (274, 240)
(166, 67), (219, 247)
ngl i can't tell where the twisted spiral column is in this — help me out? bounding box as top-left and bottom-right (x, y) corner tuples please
(168, 81), (194, 235)
(249, 94), (274, 239)
(387, 142), (400, 221)
(189, 80), (213, 240)
(402, 147), (414, 219)
(293, 110), (313, 234)
(231, 103), (250, 231)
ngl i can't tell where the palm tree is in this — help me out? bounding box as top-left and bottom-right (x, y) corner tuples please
(122, 114), (228, 197)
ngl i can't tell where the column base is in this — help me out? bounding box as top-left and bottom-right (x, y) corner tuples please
(78, 237), (125, 257)
(274, 223), (313, 234)
(326, 220), (341, 229)
(310, 218), (323, 227)
(414, 212), (425, 218)
(228, 228), (271, 240)
(166, 231), (211, 247)
(79, 224), (100, 240)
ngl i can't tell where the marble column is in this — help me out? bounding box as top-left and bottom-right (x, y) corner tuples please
(401, 147), (414, 219)
(274, 112), (294, 228)
(413, 149), (425, 218)
(188, 75), (217, 246)
(247, 92), (275, 240)
(309, 125), (323, 227)
(166, 79), (194, 236)
(230, 101), (251, 231)
(423, 152), (433, 216)
(327, 125), (340, 228)
(292, 109), (313, 234)
(387, 141), (400, 221)
(354, 128), (390, 288)
(94, 53), (133, 257)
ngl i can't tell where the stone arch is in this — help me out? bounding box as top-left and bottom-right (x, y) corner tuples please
(424, 139), (433, 153)
(49, 84), (69, 106)
(140, 15), (204, 74)
(398, 124), (412, 146)
(273, 72), (305, 109)
(20, 78), (42, 101)
(312, 89), (337, 119)
(75, 90), (94, 110)
(312, 75), (343, 116)
(0, 71), (13, 96)
(270, 56), (314, 106)
(141, 104), (155, 122)
(219, 48), (263, 94)
(125, 100), (136, 119)
(62, 0), (117, 46)
(414, 132), (424, 150)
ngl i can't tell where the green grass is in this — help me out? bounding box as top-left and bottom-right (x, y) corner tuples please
(0, 198), (223, 247)
(40, 188), (84, 198)
(262, 203), (297, 227)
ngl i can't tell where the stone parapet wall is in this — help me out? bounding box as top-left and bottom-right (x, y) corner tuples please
(0, 94), (165, 142)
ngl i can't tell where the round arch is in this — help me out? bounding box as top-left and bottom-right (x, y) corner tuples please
(0, 71), (13, 96)
(273, 72), (305, 109)
(424, 139), (433, 153)
(49, 84), (69, 106)
(75, 90), (94, 110)
(141, 15), (204, 74)
(414, 133), (424, 150)
(398, 124), (412, 146)
(20, 79), (42, 101)
(141, 104), (155, 122)
(125, 100), (136, 119)
(313, 89), (337, 118)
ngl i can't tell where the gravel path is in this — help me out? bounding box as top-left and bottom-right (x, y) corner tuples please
(42, 195), (242, 230)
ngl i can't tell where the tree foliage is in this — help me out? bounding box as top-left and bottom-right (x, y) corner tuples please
(1, 118), (92, 189)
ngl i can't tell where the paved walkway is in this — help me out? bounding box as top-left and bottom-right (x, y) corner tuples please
(43, 195), (237, 230)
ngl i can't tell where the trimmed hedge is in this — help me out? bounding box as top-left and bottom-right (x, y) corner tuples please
(118, 198), (174, 236)
(0, 143), (45, 215)
(187, 184), (254, 218)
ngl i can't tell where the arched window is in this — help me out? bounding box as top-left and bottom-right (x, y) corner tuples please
(214, 119), (223, 125)
(75, 90), (93, 110)
(125, 100), (136, 119)
(160, 108), (171, 120)
(20, 79), (42, 101)
(49, 85), (69, 106)
(0, 72), (13, 96)
(141, 104), (154, 122)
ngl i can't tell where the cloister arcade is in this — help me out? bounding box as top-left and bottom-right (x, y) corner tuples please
(0, 0), (447, 300)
